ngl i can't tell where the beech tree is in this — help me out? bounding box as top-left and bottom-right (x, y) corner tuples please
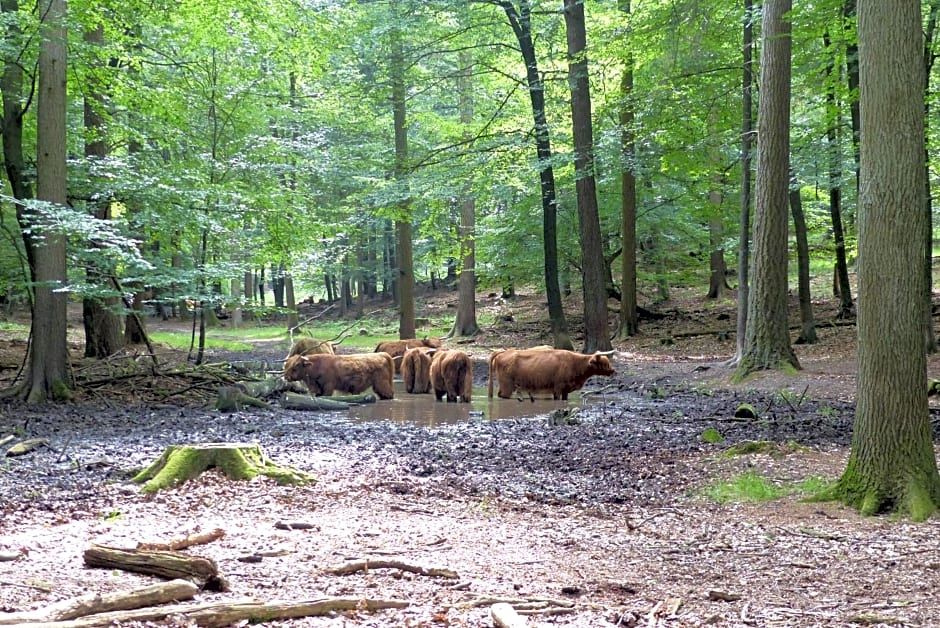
(25, 0), (69, 402)
(816, 0), (940, 519)
(734, 0), (800, 379)
(563, 0), (611, 353)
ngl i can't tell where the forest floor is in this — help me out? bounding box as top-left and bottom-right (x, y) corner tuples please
(2, 288), (940, 627)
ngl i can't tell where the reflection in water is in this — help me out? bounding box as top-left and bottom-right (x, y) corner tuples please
(347, 381), (585, 428)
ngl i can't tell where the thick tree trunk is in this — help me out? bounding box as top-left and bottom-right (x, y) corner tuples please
(818, 0), (940, 519)
(564, 0), (611, 353)
(923, 1), (939, 353)
(735, 0), (800, 378)
(26, 0), (70, 402)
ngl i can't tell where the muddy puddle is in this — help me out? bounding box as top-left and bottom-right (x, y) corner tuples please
(347, 381), (609, 428)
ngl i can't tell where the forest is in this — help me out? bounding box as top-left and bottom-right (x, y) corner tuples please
(2, 1), (940, 626)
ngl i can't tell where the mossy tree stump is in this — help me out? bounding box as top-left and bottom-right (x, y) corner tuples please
(133, 443), (315, 493)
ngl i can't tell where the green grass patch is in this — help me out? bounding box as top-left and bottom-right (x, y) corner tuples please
(702, 471), (833, 504)
(0, 320), (28, 333)
(700, 428), (725, 444)
(720, 439), (807, 457)
(149, 331), (255, 352)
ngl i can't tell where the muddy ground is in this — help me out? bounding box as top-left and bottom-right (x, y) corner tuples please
(2, 291), (940, 627)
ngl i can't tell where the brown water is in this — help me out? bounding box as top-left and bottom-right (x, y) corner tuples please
(347, 381), (587, 428)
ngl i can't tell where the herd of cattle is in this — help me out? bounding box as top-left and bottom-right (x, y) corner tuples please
(282, 336), (617, 403)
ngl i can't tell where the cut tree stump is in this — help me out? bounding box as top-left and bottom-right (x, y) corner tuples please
(132, 443), (315, 493)
(83, 545), (227, 591)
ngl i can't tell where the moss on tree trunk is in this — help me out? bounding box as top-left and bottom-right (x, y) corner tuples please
(133, 443), (315, 493)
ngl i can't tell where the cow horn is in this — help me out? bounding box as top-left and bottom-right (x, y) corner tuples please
(594, 350), (617, 357)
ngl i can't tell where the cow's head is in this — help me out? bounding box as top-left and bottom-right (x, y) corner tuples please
(589, 354), (616, 376)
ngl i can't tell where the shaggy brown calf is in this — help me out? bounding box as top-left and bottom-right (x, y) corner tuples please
(286, 337), (335, 357)
(430, 349), (473, 403)
(487, 348), (615, 401)
(284, 352), (395, 400)
(400, 346), (435, 394)
(375, 337), (443, 372)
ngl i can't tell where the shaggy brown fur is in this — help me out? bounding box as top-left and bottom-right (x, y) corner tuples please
(286, 337), (335, 358)
(401, 347), (435, 394)
(284, 352), (395, 400)
(487, 348), (615, 401)
(430, 349), (473, 403)
(375, 338), (443, 372)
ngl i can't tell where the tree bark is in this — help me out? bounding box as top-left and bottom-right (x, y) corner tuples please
(83, 544), (226, 591)
(923, 0), (939, 353)
(26, 0), (70, 402)
(817, 0), (940, 519)
(564, 0), (611, 353)
(734, 0), (800, 378)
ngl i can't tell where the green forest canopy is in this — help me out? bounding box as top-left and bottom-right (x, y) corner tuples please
(0, 0), (914, 313)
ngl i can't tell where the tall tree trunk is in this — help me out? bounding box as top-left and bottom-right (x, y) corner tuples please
(733, 0), (755, 364)
(390, 6), (415, 339)
(789, 171), (816, 344)
(496, 0), (571, 350)
(617, 0), (638, 339)
(923, 0), (939, 353)
(82, 23), (124, 358)
(564, 0), (610, 353)
(735, 0), (800, 379)
(818, 0), (940, 520)
(449, 48), (480, 338)
(823, 30), (855, 319)
(706, 113), (727, 300)
(27, 0), (69, 402)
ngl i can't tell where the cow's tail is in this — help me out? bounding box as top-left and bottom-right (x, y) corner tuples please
(487, 350), (501, 398)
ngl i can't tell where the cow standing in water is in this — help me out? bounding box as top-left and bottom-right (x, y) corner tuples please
(284, 352), (395, 399)
(488, 348), (615, 401)
(375, 338), (443, 372)
(430, 349), (473, 403)
(401, 346), (435, 394)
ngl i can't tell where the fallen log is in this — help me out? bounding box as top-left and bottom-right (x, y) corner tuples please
(137, 528), (225, 551)
(0, 579), (198, 625)
(327, 558), (458, 579)
(83, 544), (227, 591)
(279, 392), (377, 411)
(280, 392), (350, 411)
(5, 438), (49, 457)
(132, 443), (315, 493)
(2, 597), (409, 628)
